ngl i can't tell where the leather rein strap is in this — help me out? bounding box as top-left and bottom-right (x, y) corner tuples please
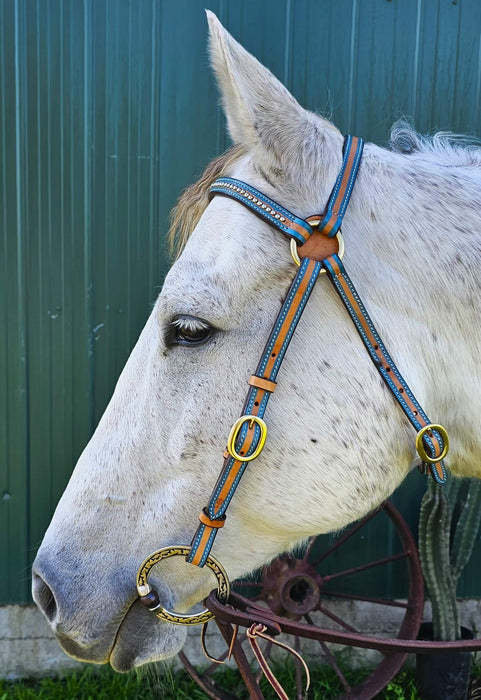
(187, 135), (448, 570)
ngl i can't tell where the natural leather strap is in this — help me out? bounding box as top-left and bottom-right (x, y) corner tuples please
(187, 257), (322, 566)
(247, 623), (310, 700)
(322, 254), (447, 484)
(316, 135), (364, 237)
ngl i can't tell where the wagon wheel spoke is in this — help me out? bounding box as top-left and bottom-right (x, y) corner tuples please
(309, 508), (381, 567)
(201, 632), (249, 676)
(232, 580), (265, 602)
(314, 602), (359, 632)
(178, 651), (239, 700)
(322, 550), (408, 583)
(301, 535), (318, 562)
(305, 613), (352, 693)
(294, 635), (305, 700)
(325, 590), (409, 608)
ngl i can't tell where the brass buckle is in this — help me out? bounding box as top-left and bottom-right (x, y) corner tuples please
(290, 230), (345, 272)
(136, 546), (230, 626)
(415, 423), (449, 463)
(227, 415), (268, 462)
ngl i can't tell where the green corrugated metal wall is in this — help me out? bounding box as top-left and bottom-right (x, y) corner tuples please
(1, 0), (481, 605)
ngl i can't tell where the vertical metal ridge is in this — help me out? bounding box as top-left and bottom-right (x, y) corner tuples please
(347, 0), (359, 131)
(476, 25), (481, 133)
(412, 0), (423, 122)
(66, 0), (75, 468)
(134, 0), (141, 325)
(451, 1), (462, 129)
(13, 0), (29, 601)
(148, 0), (159, 300)
(431, 0), (441, 127)
(283, 0), (292, 91)
(0, 0), (8, 603)
(59, 0), (67, 476)
(1, 0), (11, 602)
(126, 0), (132, 352)
(14, 0), (26, 358)
(83, 0), (94, 434)
(111, 4), (120, 387)
(45, 0), (53, 513)
(100, 0), (109, 422)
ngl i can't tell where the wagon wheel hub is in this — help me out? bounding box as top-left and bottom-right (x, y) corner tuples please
(260, 554), (322, 616)
(280, 573), (320, 615)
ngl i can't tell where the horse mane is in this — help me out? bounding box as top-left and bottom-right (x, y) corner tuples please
(169, 122), (481, 258)
(389, 119), (481, 167)
(168, 144), (246, 257)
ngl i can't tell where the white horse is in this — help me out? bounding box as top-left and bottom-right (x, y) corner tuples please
(32, 13), (481, 672)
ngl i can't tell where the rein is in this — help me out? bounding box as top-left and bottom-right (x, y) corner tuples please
(136, 135), (449, 627)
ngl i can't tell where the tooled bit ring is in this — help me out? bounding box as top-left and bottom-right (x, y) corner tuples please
(136, 545), (230, 626)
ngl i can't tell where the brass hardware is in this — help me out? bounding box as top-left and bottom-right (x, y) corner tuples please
(416, 423), (449, 463)
(227, 415), (268, 462)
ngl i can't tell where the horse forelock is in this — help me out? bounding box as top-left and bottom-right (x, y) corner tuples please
(168, 144), (247, 258)
(389, 119), (481, 167)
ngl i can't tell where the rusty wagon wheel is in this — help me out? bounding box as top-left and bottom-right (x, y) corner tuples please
(179, 500), (424, 700)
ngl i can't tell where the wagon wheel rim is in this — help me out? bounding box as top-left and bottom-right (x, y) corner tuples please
(179, 500), (424, 700)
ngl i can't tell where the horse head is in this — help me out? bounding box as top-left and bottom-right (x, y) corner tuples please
(32, 12), (481, 671)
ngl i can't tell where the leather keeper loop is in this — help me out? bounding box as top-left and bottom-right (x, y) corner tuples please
(199, 508), (226, 529)
(248, 375), (277, 393)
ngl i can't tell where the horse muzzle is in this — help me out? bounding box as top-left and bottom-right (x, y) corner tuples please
(32, 553), (187, 670)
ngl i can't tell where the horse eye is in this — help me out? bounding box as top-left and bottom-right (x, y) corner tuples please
(170, 315), (212, 346)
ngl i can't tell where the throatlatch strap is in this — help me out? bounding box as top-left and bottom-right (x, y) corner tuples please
(187, 257), (322, 566)
(322, 254), (447, 484)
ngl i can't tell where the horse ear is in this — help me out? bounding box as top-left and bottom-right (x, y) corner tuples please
(206, 11), (341, 172)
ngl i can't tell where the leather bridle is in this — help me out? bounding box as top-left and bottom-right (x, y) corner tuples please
(136, 135), (449, 625)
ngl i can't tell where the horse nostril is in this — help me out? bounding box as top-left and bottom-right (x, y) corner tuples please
(32, 572), (58, 623)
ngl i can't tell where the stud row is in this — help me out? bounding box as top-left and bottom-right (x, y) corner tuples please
(220, 183), (287, 222)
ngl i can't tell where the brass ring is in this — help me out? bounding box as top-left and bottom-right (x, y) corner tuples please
(416, 424), (449, 463)
(227, 415), (268, 462)
(290, 238), (302, 266)
(227, 415), (267, 462)
(290, 232), (345, 272)
(136, 546), (230, 626)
